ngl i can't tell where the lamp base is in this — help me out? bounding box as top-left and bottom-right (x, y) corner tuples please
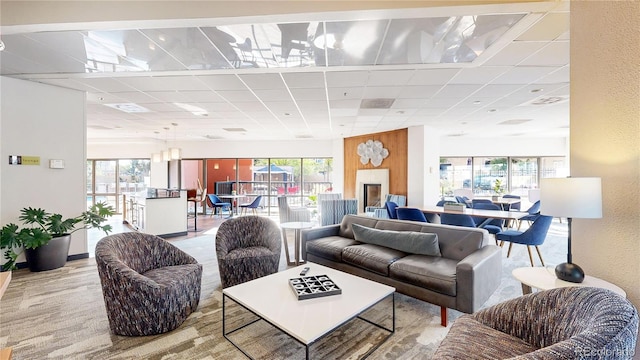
(555, 262), (585, 283)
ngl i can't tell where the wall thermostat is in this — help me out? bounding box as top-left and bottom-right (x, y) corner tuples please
(49, 159), (65, 169)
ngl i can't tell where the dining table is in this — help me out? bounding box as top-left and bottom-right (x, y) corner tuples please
(418, 205), (529, 228)
(217, 194), (256, 217)
(490, 197), (522, 210)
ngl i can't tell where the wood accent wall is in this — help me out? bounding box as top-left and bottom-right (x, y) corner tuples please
(344, 129), (408, 199)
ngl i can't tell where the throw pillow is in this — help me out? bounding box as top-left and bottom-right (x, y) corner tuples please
(351, 223), (441, 257)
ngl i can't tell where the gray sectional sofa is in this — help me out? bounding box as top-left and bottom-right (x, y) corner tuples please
(301, 214), (502, 326)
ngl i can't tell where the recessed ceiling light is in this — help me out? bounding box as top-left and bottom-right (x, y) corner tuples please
(530, 88), (543, 93)
(488, 109), (497, 113)
(174, 103), (208, 116)
(284, 112), (291, 116)
(499, 119), (532, 125)
(473, 100), (482, 105)
(104, 103), (150, 113)
(223, 128), (247, 132)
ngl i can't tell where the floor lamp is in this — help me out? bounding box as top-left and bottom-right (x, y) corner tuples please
(539, 177), (602, 283)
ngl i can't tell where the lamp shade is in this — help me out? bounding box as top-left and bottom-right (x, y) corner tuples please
(169, 147), (181, 160)
(539, 177), (602, 219)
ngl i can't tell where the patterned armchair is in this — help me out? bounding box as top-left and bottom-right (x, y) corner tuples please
(366, 194), (407, 218)
(95, 232), (202, 336)
(434, 287), (639, 359)
(277, 196), (310, 223)
(215, 216), (282, 288)
(318, 199), (358, 226)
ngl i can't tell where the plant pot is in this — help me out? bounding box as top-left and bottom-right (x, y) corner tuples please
(24, 234), (71, 272)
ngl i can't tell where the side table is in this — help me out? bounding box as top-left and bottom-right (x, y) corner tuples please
(512, 267), (626, 297)
(280, 221), (313, 266)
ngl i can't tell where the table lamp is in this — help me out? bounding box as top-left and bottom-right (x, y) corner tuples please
(539, 177), (602, 283)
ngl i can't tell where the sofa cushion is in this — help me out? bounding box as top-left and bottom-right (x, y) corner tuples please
(389, 255), (458, 296)
(433, 315), (538, 359)
(342, 244), (407, 276)
(306, 236), (360, 262)
(351, 223), (441, 257)
(339, 215), (381, 239)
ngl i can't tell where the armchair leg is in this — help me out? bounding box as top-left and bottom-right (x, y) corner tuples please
(527, 246), (535, 267)
(535, 246), (545, 266)
(441, 307), (447, 327)
(507, 243), (513, 257)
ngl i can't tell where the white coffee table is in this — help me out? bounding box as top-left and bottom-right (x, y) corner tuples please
(512, 267), (626, 297)
(223, 263), (395, 359)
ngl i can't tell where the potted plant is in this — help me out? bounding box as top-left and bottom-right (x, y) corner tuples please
(1, 202), (114, 271)
(492, 179), (504, 200)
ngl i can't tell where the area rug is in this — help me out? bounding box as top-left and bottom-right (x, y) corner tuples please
(0, 220), (569, 359)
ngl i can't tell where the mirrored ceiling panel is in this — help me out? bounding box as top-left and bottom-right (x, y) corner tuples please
(84, 29), (187, 72)
(140, 28), (233, 70)
(322, 19), (388, 67)
(378, 14), (526, 65)
(0, 12), (529, 76)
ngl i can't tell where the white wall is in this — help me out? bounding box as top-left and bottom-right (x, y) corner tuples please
(88, 138), (336, 159)
(440, 136), (567, 157)
(1, 77), (88, 262)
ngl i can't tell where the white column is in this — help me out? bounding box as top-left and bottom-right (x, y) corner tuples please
(407, 126), (440, 208)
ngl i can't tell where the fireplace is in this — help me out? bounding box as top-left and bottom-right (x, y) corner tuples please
(364, 184), (382, 209)
(356, 169), (389, 213)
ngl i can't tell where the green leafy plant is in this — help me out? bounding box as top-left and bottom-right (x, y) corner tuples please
(493, 179), (504, 195)
(1, 202), (115, 270)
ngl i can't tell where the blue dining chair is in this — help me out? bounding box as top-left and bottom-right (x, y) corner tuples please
(517, 200), (541, 230)
(502, 194), (521, 211)
(496, 215), (552, 267)
(396, 207), (428, 222)
(440, 213), (477, 228)
(207, 194), (232, 218)
(455, 196), (472, 208)
(386, 201), (399, 219)
(471, 199), (493, 207)
(471, 202), (504, 244)
(240, 195), (263, 215)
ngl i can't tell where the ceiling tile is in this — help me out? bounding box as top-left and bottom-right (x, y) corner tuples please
(482, 42), (547, 66)
(326, 71), (369, 87)
(216, 90), (259, 102)
(198, 74), (248, 90)
(239, 73), (286, 90)
(516, 12), (570, 41)
(290, 88), (327, 101)
(282, 72), (325, 88)
(449, 67), (510, 84)
(253, 88), (292, 101)
(520, 41), (569, 66)
(397, 85), (441, 99)
(367, 70), (415, 86)
(408, 69), (460, 85)
(490, 66), (560, 85)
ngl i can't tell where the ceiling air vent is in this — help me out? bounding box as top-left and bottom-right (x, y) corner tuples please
(360, 98), (395, 109)
(223, 128), (247, 132)
(295, 134), (313, 139)
(523, 96), (568, 106)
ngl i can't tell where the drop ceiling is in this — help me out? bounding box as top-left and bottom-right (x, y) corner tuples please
(0, 1), (570, 143)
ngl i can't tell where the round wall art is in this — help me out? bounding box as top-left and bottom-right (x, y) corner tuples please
(356, 140), (389, 167)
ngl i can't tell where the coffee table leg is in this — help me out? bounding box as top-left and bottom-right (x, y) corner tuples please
(521, 283), (532, 295)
